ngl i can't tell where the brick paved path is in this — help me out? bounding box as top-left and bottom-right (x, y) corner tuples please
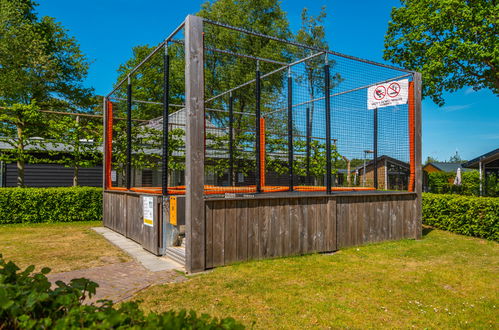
(48, 261), (187, 303)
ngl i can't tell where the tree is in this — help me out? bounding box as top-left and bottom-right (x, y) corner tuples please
(0, 0), (94, 185)
(449, 150), (465, 163)
(383, 0), (498, 106)
(425, 156), (439, 165)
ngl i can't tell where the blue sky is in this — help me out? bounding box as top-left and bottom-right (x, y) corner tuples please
(36, 0), (498, 162)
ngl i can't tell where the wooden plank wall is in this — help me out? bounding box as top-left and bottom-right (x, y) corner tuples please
(205, 193), (417, 268)
(336, 194), (417, 249)
(205, 197), (337, 268)
(103, 191), (163, 255)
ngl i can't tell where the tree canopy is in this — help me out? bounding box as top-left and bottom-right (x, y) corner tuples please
(383, 0), (498, 106)
(0, 0), (93, 109)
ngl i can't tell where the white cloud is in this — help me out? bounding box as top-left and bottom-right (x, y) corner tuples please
(441, 104), (472, 112)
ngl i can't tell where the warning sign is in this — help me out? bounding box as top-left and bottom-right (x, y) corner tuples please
(143, 196), (154, 227)
(367, 79), (408, 109)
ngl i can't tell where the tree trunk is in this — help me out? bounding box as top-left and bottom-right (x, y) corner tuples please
(17, 160), (25, 187)
(16, 125), (25, 187)
(73, 166), (79, 186)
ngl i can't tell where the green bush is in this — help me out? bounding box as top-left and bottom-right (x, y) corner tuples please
(0, 254), (244, 329)
(427, 170), (498, 197)
(422, 193), (499, 241)
(0, 187), (102, 224)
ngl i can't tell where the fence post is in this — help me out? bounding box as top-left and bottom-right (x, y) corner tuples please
(414, 72), (423, 239)
(324, 60), (332, 194)
(229, 93), (234, 186)
(185, 15), (205, 272)
(162, 43), (170, 196)
(373, 108), (378, 189)
(126, 76), (132, 189)
(287, 68), (294, 191)
(306, 107), (311, 185)
(255, 61), (262, 193)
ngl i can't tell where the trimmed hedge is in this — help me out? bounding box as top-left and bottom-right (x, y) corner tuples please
(0, 187), (102, 224)
(0, 254), (244, 329)
(422, 193), (499, 241)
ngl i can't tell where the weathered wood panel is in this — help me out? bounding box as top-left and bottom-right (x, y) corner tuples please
(142, 196), (161, 255)
(126, 194), (143, 243)
(206, 195), (340, 268)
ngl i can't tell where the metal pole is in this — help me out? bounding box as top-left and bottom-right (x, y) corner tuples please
(162, 44), (170, 196)
(324, 60), (332, 194)
(363, 154), (366, 187)
(255, 61), (262, 193)
(306, 107), (311, 185)
(373, 107), (378, 189)
(287, 68), (294, 191)
(126, 76), (132, 189)
(479, 159), (483, 196)
(229, 92), (234, 186)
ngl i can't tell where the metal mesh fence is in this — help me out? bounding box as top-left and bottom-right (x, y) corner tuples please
(104, 17), (414, 196)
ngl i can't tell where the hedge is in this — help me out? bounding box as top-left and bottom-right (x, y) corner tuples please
(422, 193), (499, 241)
(0, 254), (244, 329)
(0, 187), (102, 224)
(426, 170), (499, 197)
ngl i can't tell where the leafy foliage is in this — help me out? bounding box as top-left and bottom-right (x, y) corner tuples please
(383, 0), (498, 105)
(0, 187), (102, 224)
(0, 254), (245, 329)
(426, 170), (498, 197)
(422, 193), (499, 241)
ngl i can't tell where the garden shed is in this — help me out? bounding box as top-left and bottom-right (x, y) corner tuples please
(102, 15), (422, 273)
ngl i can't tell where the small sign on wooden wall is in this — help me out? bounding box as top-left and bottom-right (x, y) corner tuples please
(170, 196), (177, 225)
(143, 196), (154, 227)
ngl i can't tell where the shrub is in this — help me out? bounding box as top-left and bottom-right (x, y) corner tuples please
(426, 170), (498, 197)
(0, 254), (244, 329)
(422, 193), (499, 241)
(0, 187), (102, 224)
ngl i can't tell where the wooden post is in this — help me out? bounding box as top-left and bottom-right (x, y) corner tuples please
(185, 15), (205, 273)
(413, 72), (423, 239)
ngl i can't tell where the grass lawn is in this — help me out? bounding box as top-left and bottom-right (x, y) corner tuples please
(0, 221), (130, 273)
(136, 229), (498, 328)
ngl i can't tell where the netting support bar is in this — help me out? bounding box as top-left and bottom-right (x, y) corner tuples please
(126, 76), (132, 190)
(306, 107), (311, 185)
(373, 108), (378, 189)
(325, 62), (332, 194)
(162, 44), (170, 196)
(287, 69), (294, 191)
(255, 61), (262, 193)
(229, 93), (234, 186)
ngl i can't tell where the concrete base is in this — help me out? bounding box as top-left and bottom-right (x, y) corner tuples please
(92, 227), (184, 272)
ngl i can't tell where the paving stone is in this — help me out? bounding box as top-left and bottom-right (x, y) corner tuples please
(48, 261), (187, 304)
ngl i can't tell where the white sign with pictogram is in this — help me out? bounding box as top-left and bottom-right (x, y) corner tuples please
(367, 79), (409, 109)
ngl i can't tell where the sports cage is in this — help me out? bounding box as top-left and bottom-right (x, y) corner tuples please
(103, 15), (422, 272)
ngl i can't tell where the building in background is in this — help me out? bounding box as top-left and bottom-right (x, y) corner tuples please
(354, 155), (410, 190)
(462, 148), (499, 196)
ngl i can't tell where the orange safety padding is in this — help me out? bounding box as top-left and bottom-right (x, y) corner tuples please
(408, 82), (415, 192)
(105, 101), (114, 189)
(260, 117), (266, 187)
(114, 185), (377, 195)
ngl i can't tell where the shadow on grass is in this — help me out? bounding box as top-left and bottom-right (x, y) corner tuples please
(422, 226), (434, 237)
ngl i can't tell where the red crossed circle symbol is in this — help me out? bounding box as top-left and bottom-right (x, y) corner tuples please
(387, 82), (401, 98)
(374, 86), (386, 100)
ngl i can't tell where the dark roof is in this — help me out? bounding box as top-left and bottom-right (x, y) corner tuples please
(462, 148), (499, 169)
(354, 155), (409, 172)
(424, 162), (471, 173)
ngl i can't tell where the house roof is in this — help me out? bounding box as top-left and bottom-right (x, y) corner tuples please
(354, 155), (409, 172)
(423, 162), (471, 173)
(462, 148), (499, 169)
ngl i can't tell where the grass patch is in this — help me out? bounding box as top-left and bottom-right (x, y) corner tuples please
(0, 221), (130, 273)
(136, 229), (498, 328)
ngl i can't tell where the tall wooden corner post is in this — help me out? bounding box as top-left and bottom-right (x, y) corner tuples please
(185, 15), (205, 273)
(414, 72), (423, 239)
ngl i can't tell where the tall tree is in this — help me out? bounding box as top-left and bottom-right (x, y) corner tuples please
(383, 0), (498, 106)
(0, 0), (94, 185)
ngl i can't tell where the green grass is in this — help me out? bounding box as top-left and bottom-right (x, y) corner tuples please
(0, 221), (130, 273)
(136, 229), (498, 328)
